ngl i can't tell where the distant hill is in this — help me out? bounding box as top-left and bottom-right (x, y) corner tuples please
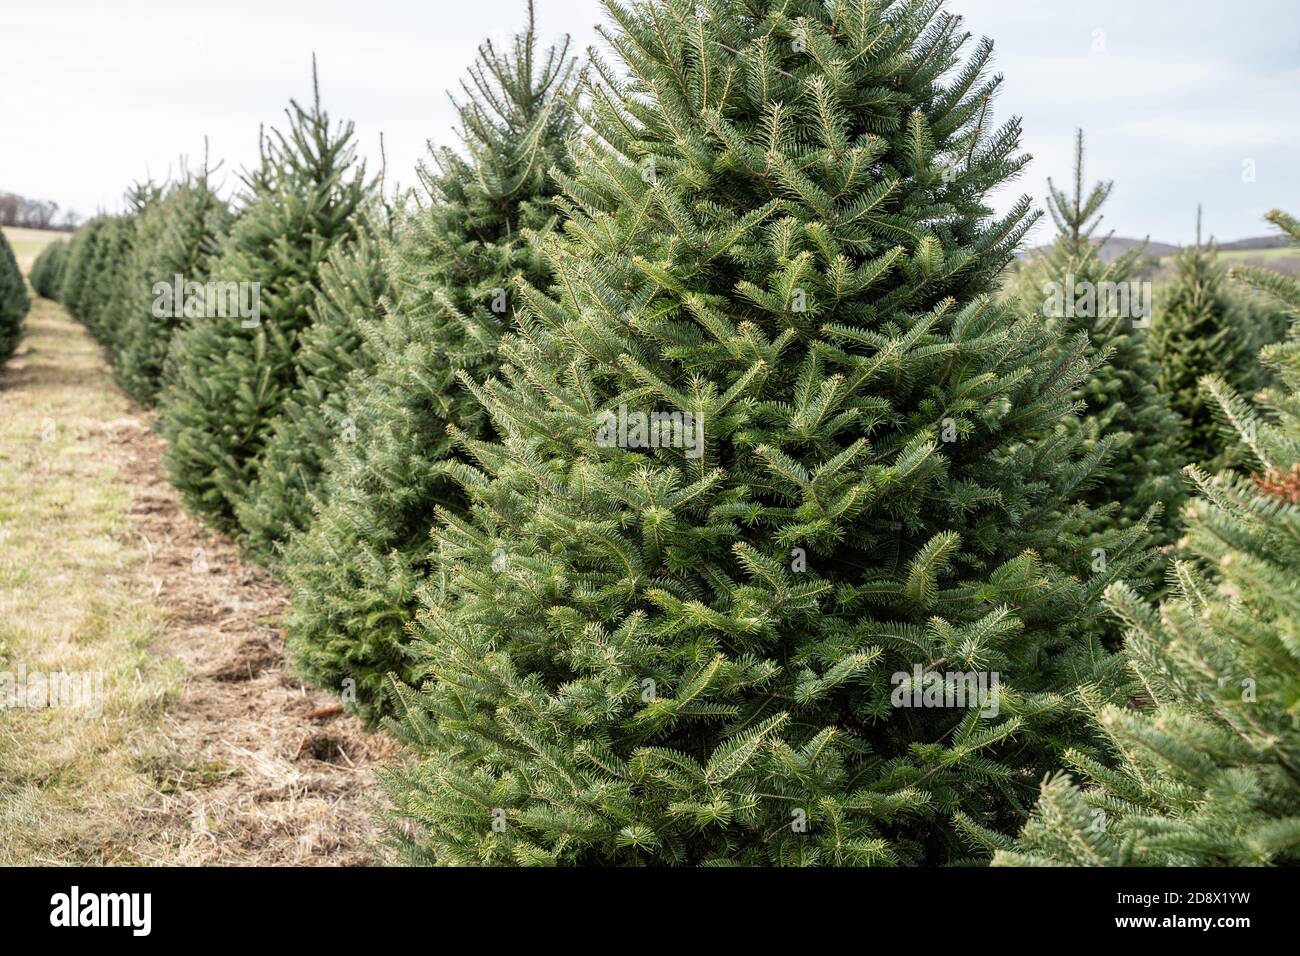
(1020, 235), (1291, 262)
(1215, 235), (1292, 252)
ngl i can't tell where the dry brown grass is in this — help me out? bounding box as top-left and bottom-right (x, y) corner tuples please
(0, 292), (388, 865)
(1, 226), (67, 271)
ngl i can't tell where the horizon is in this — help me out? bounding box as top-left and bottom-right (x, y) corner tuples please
(3, 0), (1298, 244)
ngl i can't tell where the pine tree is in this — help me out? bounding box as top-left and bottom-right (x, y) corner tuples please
(281, 8), (577, 711)
(115, 158), (232, 407)
(235, 217), (391, 559)
(80, 215), (131, 343)
(72, 184), (161, 349)
(0, 229), (29, 363)
(1230, 210), (1300, 331)
(58, 216), (110, 319)
(1149, 208), (1254, 469)
(1010, 130), (1185, 547)
(159, 65), (371, 531)
(28, 239), (68, 300)
(380, 0), (1153, 866)
(994, 209), (1300, 867)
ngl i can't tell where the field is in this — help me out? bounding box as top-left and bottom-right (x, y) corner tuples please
(0, 281), (386, 864)
(2, 226), (68, 272)
(3, 0), (1299, 878)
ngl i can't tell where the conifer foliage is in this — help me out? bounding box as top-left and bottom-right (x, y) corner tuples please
(236, 219), (391, 559)
(381, 0), (1150, 866)
(114, 160), (233, 406)
(0, 228), (29, 363)
(281, 10), (577, 709)
(1149, 208), (1254, 469)
(29, 239), (69, 300)
(996, 210), (1300, 867)
(160, 67), (371, 531)
(1011, 131), (1185, 544)
(58, 216), (112, 328)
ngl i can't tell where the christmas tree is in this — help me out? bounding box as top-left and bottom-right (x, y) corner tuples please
(235, 216), (391, 559)
(28, 239), (68, 300)
(159, 63), (371, 531)
(1009, 130), (1185, 548)
(73, 184), (161, 350)
(58, 216), (111, 320)
(1149, 208), (1254, 469)
(380, 0), (1153, 866)
(281, 6), (577, 712)
(994, 209), (1300, 867)
(0, 228), (29, 363)
(115, 157), (233, 407)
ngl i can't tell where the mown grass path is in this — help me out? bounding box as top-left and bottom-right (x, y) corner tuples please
(0, 293), (386, 864)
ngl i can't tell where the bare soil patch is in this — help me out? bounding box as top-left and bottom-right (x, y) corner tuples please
(101, 412), (393, 866)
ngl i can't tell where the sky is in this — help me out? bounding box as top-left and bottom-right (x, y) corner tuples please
(2, 0), (1297, 245)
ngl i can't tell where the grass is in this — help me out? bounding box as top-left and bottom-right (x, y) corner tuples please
(0, 292), (182, 864)
(2, 226), (68, 270)
(1217, 245), (1300, 264)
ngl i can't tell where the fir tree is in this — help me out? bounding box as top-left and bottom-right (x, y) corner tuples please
(58, 216), (110, 318)
(381, 0), (1152, 866)
(281, 7), (577, 711)
(28, 239), (68, 300)
(1150, 208), (1254, 469)
(159, 64), (371, 531)
(73, 184), (161, 349)
(995, 210), (1300, 867)
(1230, 210), (1300, 330)
(115, 158), (233, 407)
(1010, 130), (1185, 547)
(0, 228), (29, 363)
(235, 217), (391, 559)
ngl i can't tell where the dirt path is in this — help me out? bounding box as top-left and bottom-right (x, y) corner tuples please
(0, 294), (388, 865)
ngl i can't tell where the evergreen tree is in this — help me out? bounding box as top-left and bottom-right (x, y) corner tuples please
(281, 8), (577, 711)
(28, 239), (68, 300)
(235, 217), (391, 559)
(71, 184), (161, 349)
(994, 210), (1300, 867)
(380, 0), (1152, 866)
(1010, 130), (1185, 548)
(0, 229), (29, 363)
(80, 215), (132, 343)
(1149, 208), (1253, 469)
(58, 216), (110, 318)
(159, 65), (371, 531)
(115, 158), (233, 407)
(1230, 210), (1300, 331)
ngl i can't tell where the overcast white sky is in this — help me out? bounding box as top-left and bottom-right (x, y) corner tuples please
(2, 0), (1297, 244)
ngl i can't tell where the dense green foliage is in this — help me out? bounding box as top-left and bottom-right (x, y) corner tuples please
(0, 229), (29, 362)
(996, 209), (1300, 867)
(58, 216), (111, 324)
(1009, 131), (1185, 549)
(28, 239), (68, 300)
(44, 0), (1300, 870)
(236, 221), (391, 559)
(378, 0), (1155, 866)
(114, 163), (233, 406)
(281, 14), (577, 711)
(51, 184), (161, 353)
(159, 70), (371, 531)
(1149, 211), (1255, 469)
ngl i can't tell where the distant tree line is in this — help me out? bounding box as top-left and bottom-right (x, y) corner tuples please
(0, 191), (79, 231)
